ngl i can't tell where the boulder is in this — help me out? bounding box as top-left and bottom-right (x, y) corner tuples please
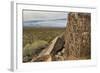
(51, 36), (65, 55)
(37, 34), (65, 58)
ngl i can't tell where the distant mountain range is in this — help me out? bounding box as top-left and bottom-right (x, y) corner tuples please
(23, 18), (67, 28)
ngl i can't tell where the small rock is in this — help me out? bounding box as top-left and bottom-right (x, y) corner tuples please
(23, 56), (31, 62)
(61, 48), (65, 54)
(58, 52), (61, 56)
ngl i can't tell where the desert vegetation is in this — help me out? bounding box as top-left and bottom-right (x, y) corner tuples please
(23, 27), (66, 62)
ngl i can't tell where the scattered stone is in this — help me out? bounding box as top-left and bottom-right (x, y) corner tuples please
(57, 52), (61, 56)
(23, 56), (32, 62)
(61, 48), (65, 54)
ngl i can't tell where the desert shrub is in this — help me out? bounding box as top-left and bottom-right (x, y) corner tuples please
(23, 28), (65, 47)
(23, 40), (49, 57)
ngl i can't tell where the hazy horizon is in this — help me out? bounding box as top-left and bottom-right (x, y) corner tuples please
(23, 10), (68, 28)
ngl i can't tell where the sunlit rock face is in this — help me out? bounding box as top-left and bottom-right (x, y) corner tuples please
(64, 12), (91, 60)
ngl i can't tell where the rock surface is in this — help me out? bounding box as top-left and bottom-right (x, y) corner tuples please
(64, 12), (91, 59)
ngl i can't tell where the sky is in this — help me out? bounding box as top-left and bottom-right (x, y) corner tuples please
(23, 10), (68, 27)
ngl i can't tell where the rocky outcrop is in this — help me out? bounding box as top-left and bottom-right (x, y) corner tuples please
(31, 34), (65, 62)
(64, 12), (91, 59)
